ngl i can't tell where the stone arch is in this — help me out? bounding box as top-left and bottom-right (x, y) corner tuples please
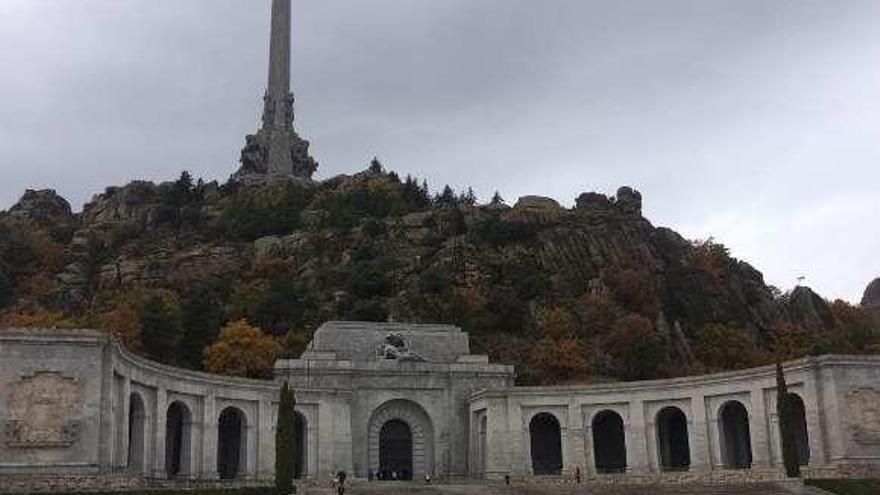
(785, 393), (810, 466)
(165, 401), (193, 478)
(293, 411), (307, 479)
(127, 392), (146, 472)
(592, 410), (626, 473)
(719, 400), (752, 469)
(367, 399), (434, 479)
(529, 412), (563, 475)
(217, 407), (247, 480)
(656, 406), (690, 471)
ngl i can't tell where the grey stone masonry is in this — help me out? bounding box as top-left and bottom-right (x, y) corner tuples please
(2, 325), (880, 492)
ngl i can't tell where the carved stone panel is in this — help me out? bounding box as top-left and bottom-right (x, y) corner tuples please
(4, 372), (84, 448)
(847, 388), (880, 445)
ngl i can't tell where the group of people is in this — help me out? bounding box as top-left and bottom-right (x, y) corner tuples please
(367, 468), (410, 481)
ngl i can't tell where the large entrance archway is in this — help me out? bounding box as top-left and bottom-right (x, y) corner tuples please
(165, 401), (192, 478)
(529, 413), (562, 475)
(720, 401), (752, 469)
(657, 406), (690, 471)
(217, 407), (247, 480)
(785, 393), (810, 466)
(293, 412), (307, 479)
(592, 410), (627, 473)
(379, 419), (413, 480)
(367, 400), (434, 479)
(128, 393), (146, 472)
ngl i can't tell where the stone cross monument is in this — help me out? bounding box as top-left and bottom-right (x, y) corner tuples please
(234, 0), (317, 182)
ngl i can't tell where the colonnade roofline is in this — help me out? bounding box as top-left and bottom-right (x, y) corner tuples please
(469, 353), (880, 401)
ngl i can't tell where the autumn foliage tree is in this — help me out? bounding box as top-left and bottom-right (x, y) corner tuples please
(770, 323), (813, 361)
(693, 323), (767, 372)
(529, 307), (591, 384)
(604, 314), (665, 380)
(204, 320), (281, 379)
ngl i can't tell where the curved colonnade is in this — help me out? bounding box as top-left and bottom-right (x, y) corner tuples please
(469, 355), (880, 480)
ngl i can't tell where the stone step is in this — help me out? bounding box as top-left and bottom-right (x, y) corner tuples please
(341, 481), (800, 495)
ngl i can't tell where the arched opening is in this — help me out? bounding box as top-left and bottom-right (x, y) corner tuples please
(529, 413), (563, 475)
(128, 393), (146, 472)
(367, 399), (434, 479)
(379, 419), (413, 480)
(657, 406), (690, 471)
(165, 401), (192, 478)
(719, 401), (752, 469)
(293, 411), (307, 479)
(785, 393), (810, 466)
(217, 407), (247, 480)
(592, 410), (627, 473)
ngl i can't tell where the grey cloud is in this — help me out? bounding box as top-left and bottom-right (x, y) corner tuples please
(0, 0), (878, 301)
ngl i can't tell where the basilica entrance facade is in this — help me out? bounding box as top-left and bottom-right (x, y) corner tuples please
(367, 399), (434, 480)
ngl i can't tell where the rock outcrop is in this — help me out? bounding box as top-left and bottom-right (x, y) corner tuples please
(863, 278), (880, 324)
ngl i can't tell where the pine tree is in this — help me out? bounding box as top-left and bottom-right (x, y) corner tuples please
(139, 294), (183, 363)
(436, 185), (456, 206)
(0, 270), (13, 309)
(276, 381), (296, 494)
(461, 187), (477, 206)
(368, 157), (384, 174)
(178, 288), (224, 370)
(776, 360), (801, 478)
(491, 191), (505, 206)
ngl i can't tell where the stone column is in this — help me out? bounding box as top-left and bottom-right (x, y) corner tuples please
(689, 395), (711, 472)
(566, 402), (587, 477)
(624, 401), (649, 474)
(485, 398), (510, 480)
(120, 376), (132, 468)
(153, 386), (168, 478)
(257, 398), (274, 480)
(201, 393), (217, 480)
(750, 387), (772, 467)
(803, 369), (829, 466)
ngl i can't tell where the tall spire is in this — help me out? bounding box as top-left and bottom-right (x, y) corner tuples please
(236, 0), (317, 182)
(264, 0), (292, 130)
(263, 0), (294, 173)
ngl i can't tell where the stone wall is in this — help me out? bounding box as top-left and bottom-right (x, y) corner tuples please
(470, 355), (880, 481)
(0, 329), (279, 488)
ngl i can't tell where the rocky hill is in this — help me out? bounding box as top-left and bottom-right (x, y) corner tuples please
(1, 166), (877, 383)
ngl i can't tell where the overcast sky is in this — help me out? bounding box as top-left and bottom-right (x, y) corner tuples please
(0, 0), (878, 303)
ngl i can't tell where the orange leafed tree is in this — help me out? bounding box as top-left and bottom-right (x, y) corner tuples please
(530, 306), (591, 383)
(204, 320), (281, 379)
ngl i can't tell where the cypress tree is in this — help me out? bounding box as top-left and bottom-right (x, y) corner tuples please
(276, 381), (296, 494)
(776, 360), (801, 478)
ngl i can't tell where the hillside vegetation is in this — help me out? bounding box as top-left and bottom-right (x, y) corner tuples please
(1, 162), (877, 383)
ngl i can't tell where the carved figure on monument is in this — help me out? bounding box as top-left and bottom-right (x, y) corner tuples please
(233, 0), (318, 182)
(380, 332), (424, 362)
(847, 388), (880, 445)
(4, 372), (83, 448)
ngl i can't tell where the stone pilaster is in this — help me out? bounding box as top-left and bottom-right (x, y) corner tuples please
(750, 387), (772, 467)
(625, 400), (649, 474)
(689, 394), (711, 471)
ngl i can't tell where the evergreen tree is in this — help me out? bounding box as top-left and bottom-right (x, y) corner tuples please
(139, 294), (183, 363)
(276, 381), (296, 494)
(436, 185), (456, 206)
(461, 187), (477, 206)
(776, 361), (801, 478)
(491, 191), (505, 206)
(178, 287), (225, 369)
(0, 270), (13, 309)
(368, 157), (384, 174)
